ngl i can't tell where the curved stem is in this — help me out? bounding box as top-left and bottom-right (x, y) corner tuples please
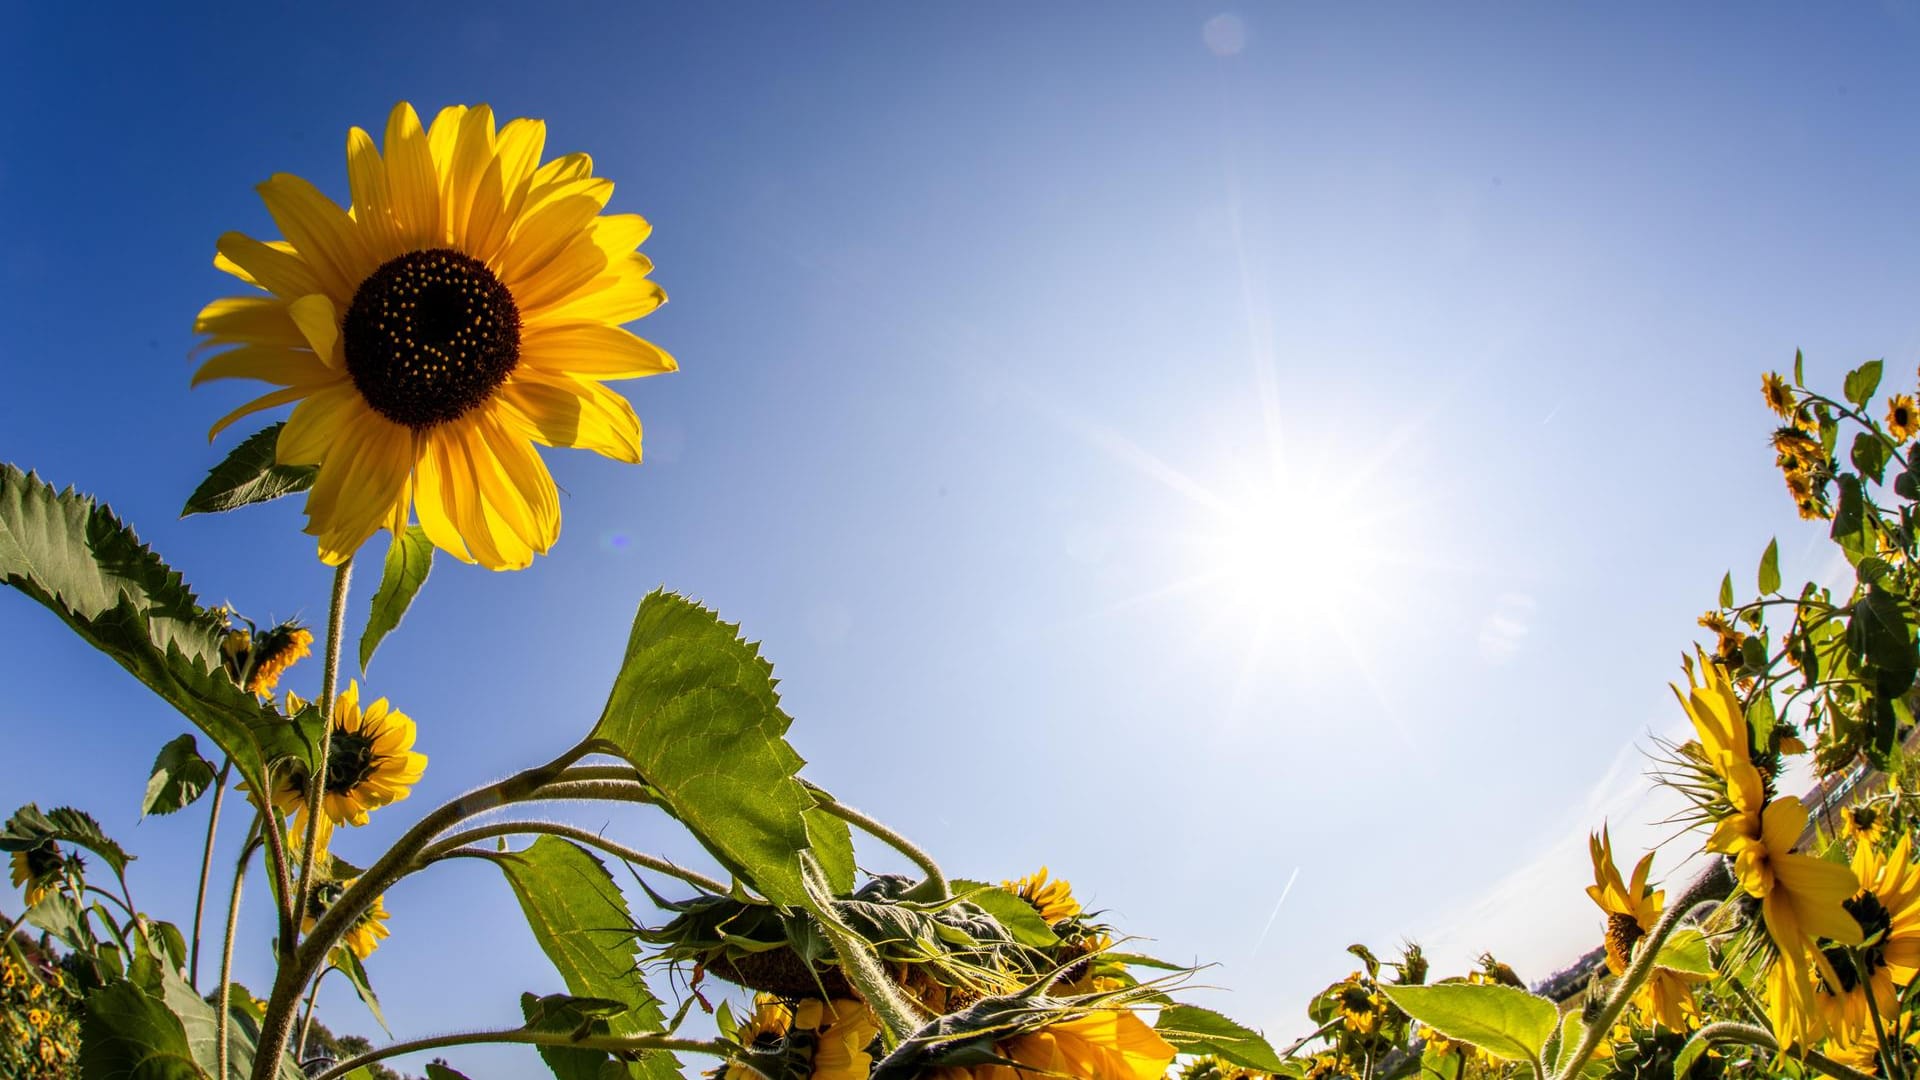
(420, 821), (729, 895)
(294, 557), (354, 955)
(83, 884), (135, 919)
(1554, 858), (1732, 1080)
(249, 740), (595, 1080)
(255, 785), (296, 953)
(1692, 1021), (1878, 1080)
(217, 822), (263, 1080)
(309, 1030), (731, 1080)
(811, 797), (948, 901)
(296, 965), (334, 1061)
(191, 757), (234, 991)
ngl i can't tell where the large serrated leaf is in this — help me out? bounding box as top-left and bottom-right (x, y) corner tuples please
(81, 979), (205, 1080)
(586, 590), (851, 908)
(1154, 1004), (1286, 1074)
(493, 837), (678, 1080)
(1378, 983), (1557, 1064)
(2, 803), (134, 874)
(1652, 927), (1715, 977)
(358, 525), (432, 674)
(144, 733), (217, 817)
(0, 464), (313, 797)
(181, 422), (316, 516)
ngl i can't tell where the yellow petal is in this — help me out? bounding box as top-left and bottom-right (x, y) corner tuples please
(507, 237), (609, 312)
(346, 125), (401, 263)
(537, 269), (665, 326)
(256, 173), (370, 305)
(278, 384), (371, 465)
(286, 294), (341, 368)
(208, 386), (309, 441)
(444, 105), (497, 247)
(589, 213), (652, 257)
(192, 346), (333, 389)
(306, 417), (412, 563)
(382, 103), (442, 249)
(411, 432), (475, 564)
(519, 323), (676, 380)
(193, 296), (307, 353)
(492, 117), (547, 211)
(216, 232), (323, 299)
(499, 371), (642, 462)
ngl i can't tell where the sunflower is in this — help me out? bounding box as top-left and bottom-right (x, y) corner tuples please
(1812, 835), (1920, 1055)
(925, 1011), (1175, 1080)
(1006, 867), (1081, 925)
(1585, 829), (1701, 1030)
(222, 622), (314, 695)
(194, 102), (675, 570)
(723, 995), (794, 1080)
(1843, 805), (1888, 849)
(791, 999), (880, 1080)
(302, 880), (392, 961)
(1763, 373), (1795, 418)
(1889, 395), (1920, 443)
(8, 845), (64, 907)
(267, 681), (425, 849)
(1672, 656), (1769, 827)
(1708, 795), (1863, 1048)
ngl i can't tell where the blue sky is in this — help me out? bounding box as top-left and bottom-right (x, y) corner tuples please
(6, 2), (1920, 1073)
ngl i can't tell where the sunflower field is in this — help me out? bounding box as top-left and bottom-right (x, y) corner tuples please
(7, 101), (1920, 1080)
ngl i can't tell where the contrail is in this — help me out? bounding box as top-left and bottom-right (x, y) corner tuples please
(1250, 866), (1301, 956)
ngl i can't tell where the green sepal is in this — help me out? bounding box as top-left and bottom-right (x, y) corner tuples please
(358, 524), (432, 674)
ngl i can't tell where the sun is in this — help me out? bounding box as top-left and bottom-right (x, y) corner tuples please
(1189, 472), (1379, 628)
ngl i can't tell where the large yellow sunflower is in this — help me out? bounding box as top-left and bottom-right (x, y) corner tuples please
(1006, 867), (1082, 925)
(268, 681), (426, 849)
(925, 1011), (1175, 1080)
(195, 102), (675, 570)
(1814, 835), (1920, 1059)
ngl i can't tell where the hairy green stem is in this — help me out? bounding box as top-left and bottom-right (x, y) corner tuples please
(248, 741), (596, 1080)
(811, 797), (947, 901)
(217, 824), (262, 1080)
(190, 757), (233, 991)
(1692, 1021), (1878, 1080)
(293, 557), (354, 954)
(1554, 858), (1732, 1080)
(420, 820), (730, 895)
(255, 783), (296, 953)
(308, 1030), (730, 1080)
(295, 965), (333, 1061)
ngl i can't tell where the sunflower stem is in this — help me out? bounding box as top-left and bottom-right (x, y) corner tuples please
(1691, 1021), (1878, 1080)
(217, 821), (263, 1080)
(255, 778), (297, 953)
(420, 820), (730, 895)
(307, 1030), (731, 1080)
(293, 557), (354, 957)
(811, 797), (948, 902)
(1854, 947), (1907, 1080)
(249, 740), (595, 1080)
(295, 965), (333, 1061)
(1553, 858), (1732, 1080)
(190, 757), (233, 991)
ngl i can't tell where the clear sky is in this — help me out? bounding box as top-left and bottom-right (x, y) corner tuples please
(6, 3), (1920, 1074)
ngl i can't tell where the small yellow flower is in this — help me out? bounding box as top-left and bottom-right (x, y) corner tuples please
(792, 999), (880, 1080)
(1763, 372), (1795, 417)
(247, 625), (314, 695)
(8, 845), (64, 907)
(1006, 867), (1081, 925)
(723, 995), (792, 1080)
(1843, 805), (1887, 848)
(1891, 395), (1920, 443)
(24, 1009), (47, 1029)
(303, 880), (392, 962)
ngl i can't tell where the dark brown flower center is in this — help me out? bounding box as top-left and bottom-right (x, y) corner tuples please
(342, 248), (520, 429)
(1605, 911), (1645, 974)
(325, 729), (381, 796)
(1821, 889), (1894, 993)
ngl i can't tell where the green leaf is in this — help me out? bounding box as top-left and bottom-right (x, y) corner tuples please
(1154, 1004), (1286, 1074)
(1758, 539), (1780, 595)
(0, 464), (315, 798)
(1831, 474), (1871, 566)
(519, 993), (634, 1080)
(1718, 572), (1734, 610)
(1652, 928), (1715, 977)
(1853, 432), (1891, 485)
(358, 525), (432, 674)
(2, 803), (134, 874)
(426, 1065), (477, 1080)
(181, 423), (316, 516)
(81, 979), (206, 1080)
(144, 963), (303, 1080)
(586, 590), (851, 907)
(951, 880), (1060, 948)
(1378, 983), (1557, 1064)
(1846, 359), (1885, 408)
(144, 734), (217, 817)
(1795, 348), (1806, 385)
(331, 944), (389, 1035)
(492, 837), (676, 1080)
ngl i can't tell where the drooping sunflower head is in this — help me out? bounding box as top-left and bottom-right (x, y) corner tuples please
(1762, 372), (1795, 418)
(1006, 867), (1082, 925)
(225, 621), (314, 696)
(195, 102), (676, 570)
(8, 844), (66, 907)
(273, 680), (426, 841)
(1585, 828), (1663, 976)
(302, 880), (391, 962)
(1843, 805), (1887, 849)
(1890, 394), (1920, 443)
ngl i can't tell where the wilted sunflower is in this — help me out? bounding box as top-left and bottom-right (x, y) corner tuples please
(1007, 867), (1082, 925)
(268, 681), (425, 848)
(1889, 395), (1919, 443)
(1762, 373), (1795, 418)
(195, 102), (675, 570)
